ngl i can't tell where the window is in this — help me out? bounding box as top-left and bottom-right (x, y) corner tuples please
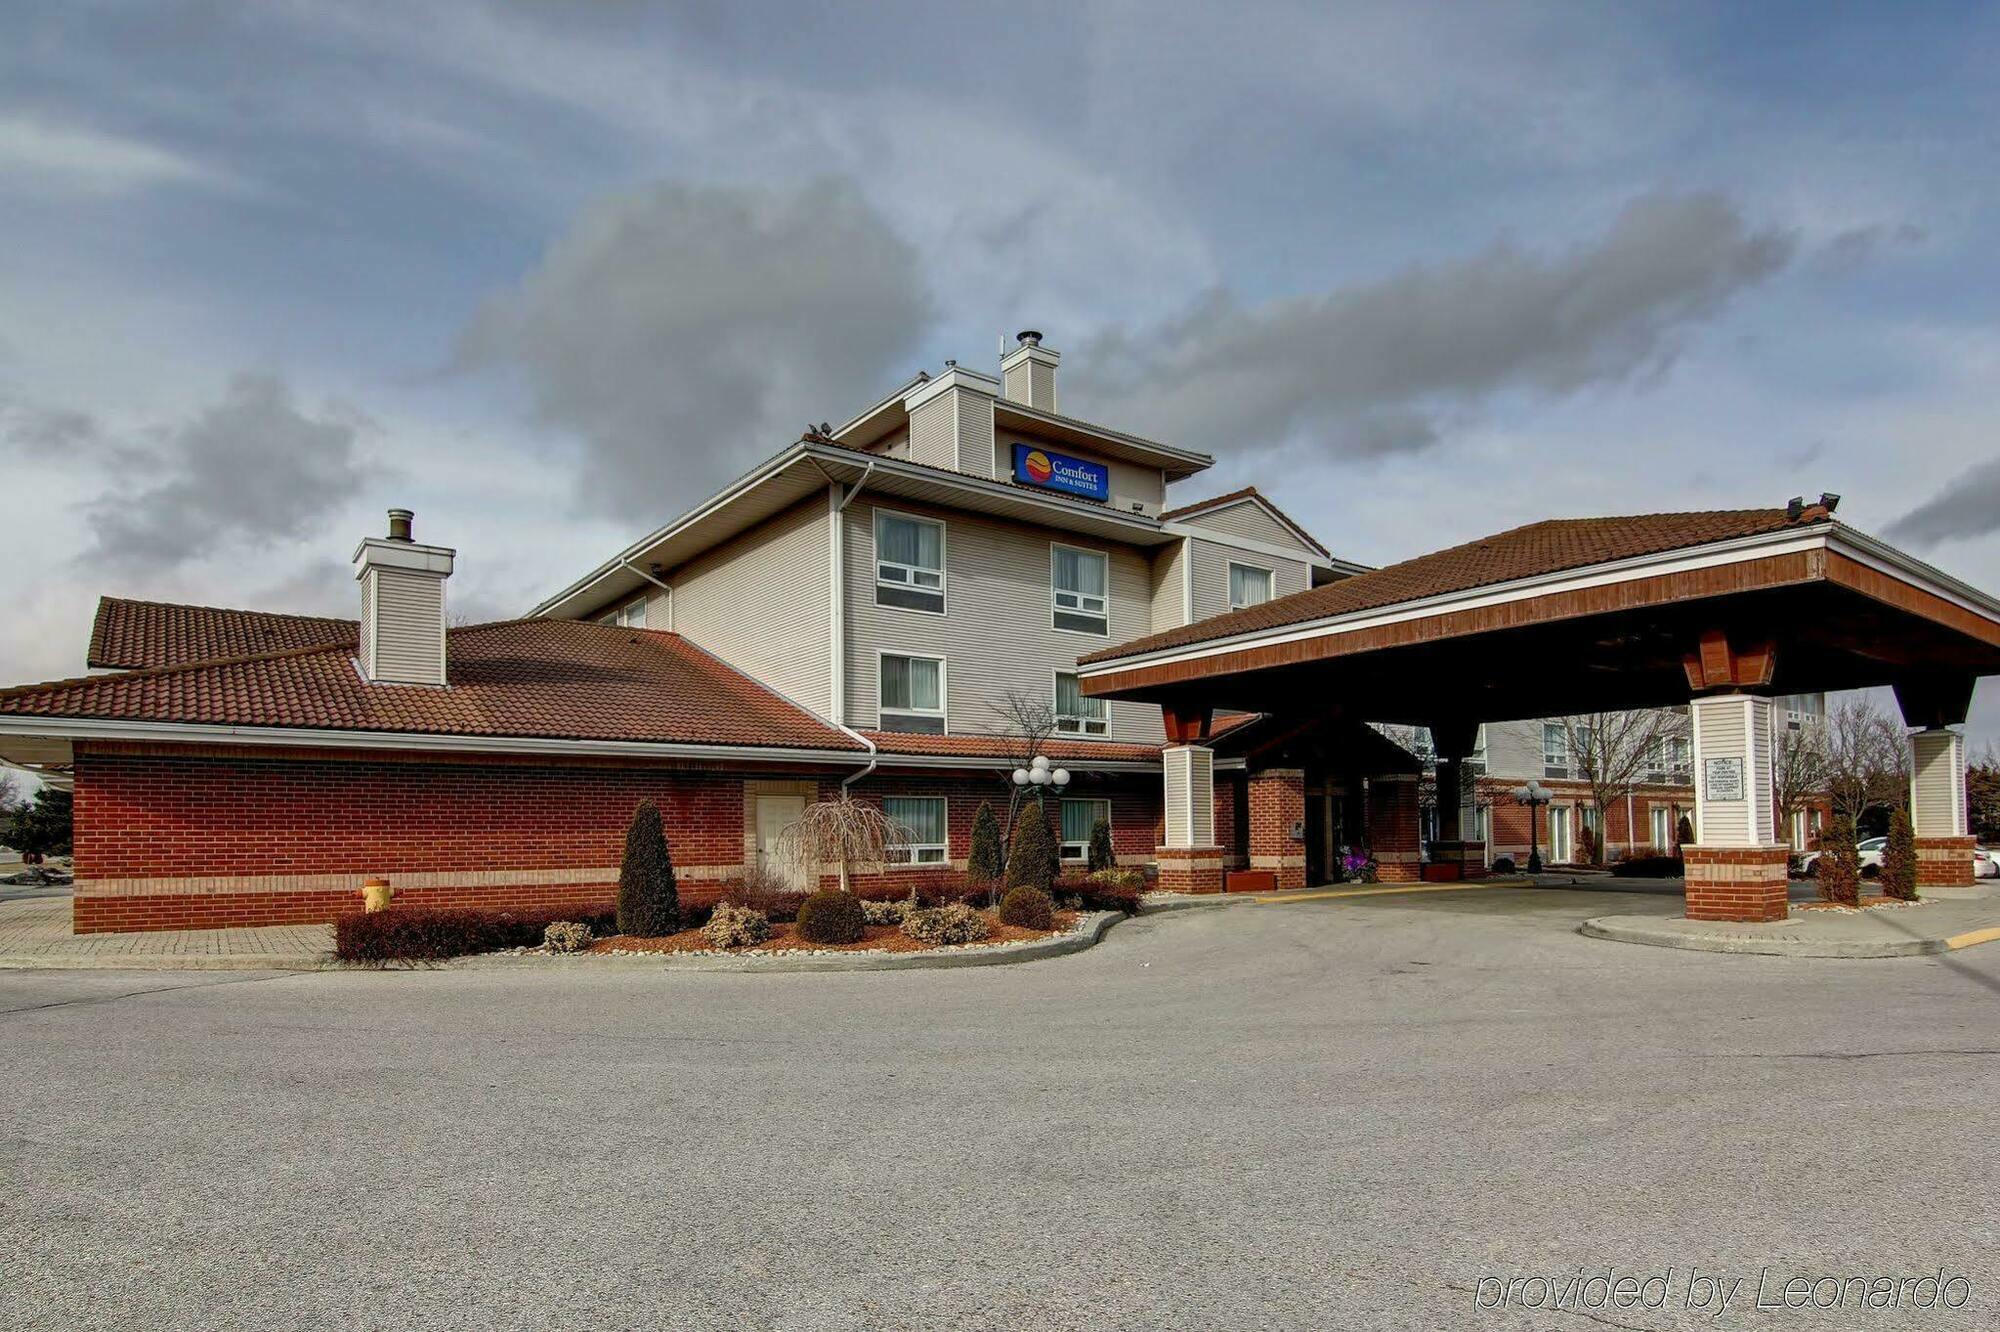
(875, 511), (945, 613)
(1666, 734), (1691, 781)
(884, 797), (947, 864)
(1228, 562), (1273, 611)
(1051, 544), (1109, 634)
(1060, 798), (1111, 862)
(1054, 671), (1108, 736)
(879, 653), (945, 733)
(599, 597), (646, 628)
(1650, 806), (1670, 852)
(1542, 723), (1570, 779)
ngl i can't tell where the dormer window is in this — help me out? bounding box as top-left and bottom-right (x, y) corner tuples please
(1227, 562), (1273, 610)
(1051, 544), (1108, 635)
(875, 510), (945, 614)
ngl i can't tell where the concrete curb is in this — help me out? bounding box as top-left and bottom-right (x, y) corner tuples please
(0, 953), (341, 972)
(1577, 913), (2000, 960)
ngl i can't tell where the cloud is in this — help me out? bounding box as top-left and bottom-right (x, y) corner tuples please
(64, 373), (380, 567)
(0, 114), (235, 196)
(1067, 191), (1798, 462)
(1884, 457), (2000, 549)
(459, 177), (932, 520)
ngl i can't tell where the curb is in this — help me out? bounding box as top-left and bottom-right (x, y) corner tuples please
(1577, 915), (2000, 960)
(0, 953), (341, 972)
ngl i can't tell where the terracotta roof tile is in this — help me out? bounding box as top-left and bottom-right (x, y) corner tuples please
(89, 597), (357, 669)
(8, 612), (862, 752)
(861, 711), (1262, 763)
(1083, 508), (1816, 664)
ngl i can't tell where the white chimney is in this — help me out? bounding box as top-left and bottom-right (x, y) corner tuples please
(1000, 329), (1059, 413)
(352, 508), (454, 686)
(901, 362), (999, 477)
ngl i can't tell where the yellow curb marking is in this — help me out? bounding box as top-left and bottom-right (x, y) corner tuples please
(1944, 926), (2000, 951)
(1250, 880), (1522, 905)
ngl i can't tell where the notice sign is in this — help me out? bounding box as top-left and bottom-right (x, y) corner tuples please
(1013, 443), (1110, 501)
(1704, 756), (1745, 802)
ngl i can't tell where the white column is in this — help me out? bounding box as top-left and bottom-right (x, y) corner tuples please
(1910, 728), (1968, 838)
(1688, 693), (1776, 847)
(1162, 744), (1215, 849)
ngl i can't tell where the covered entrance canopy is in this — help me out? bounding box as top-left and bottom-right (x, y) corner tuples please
(1081, 504), (2000, 920)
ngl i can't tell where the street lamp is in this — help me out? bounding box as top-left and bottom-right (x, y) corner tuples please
(1012, 753), (1071, 803)
(1512, 779), (1552, 874)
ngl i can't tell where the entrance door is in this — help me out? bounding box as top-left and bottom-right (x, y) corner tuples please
(1650, 806), (1670, 854)
(1548, 805), (1572, 864)
(755, 795), (807, 890)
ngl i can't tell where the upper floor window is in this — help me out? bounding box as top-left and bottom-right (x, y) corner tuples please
(1542, 723), (1570, 779)
(1054, 671), (1108, 736)
(1051, 544), (1109, 635)
(879, 653), (946, 734)
(599, 597), (646, 628)
(1228, 562), (1273, 611)
(875, 510), (945, 614)
(884, 796), (947, 864)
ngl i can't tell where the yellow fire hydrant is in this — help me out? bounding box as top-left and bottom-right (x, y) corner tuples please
(361, 876), (394, 912)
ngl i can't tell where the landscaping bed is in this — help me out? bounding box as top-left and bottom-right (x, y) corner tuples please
(582, 907), (1082, 957)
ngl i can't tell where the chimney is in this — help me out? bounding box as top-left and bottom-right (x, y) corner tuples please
(352, 508), (455, 686)
(999, 329), (1059, 413)
(901, 362), (999, 477)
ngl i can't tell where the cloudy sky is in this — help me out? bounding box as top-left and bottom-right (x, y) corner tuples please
(4, 1), (1998, 741)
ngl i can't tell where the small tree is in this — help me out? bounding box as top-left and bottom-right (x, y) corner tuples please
(1676, 814), (1695, 850)
(1880, 807), (1918, 901)
(1557, 708), (1691, 866)
(1006, 804), (1057, 893)
(5, 787), (73, 863)
(968, 801), (1004, 886)
(616, 800), (680, 936)
(778, 795), (906, 895)
(1086, 817), (1116, 872)
(1815, 817), (1861, 906)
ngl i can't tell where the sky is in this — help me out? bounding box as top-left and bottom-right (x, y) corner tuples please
(3, 1), (1999, 745)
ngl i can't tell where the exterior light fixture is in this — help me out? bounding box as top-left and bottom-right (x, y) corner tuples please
(1512, 780), (1553, 874)
(1013, 754), (1070, 799)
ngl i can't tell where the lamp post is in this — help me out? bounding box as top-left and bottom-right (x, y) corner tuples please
(1512, 779), (1552, 874)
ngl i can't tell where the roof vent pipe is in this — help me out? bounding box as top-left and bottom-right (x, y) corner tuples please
(387, 508), (414, 542)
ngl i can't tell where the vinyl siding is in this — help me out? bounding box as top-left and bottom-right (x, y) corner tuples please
(1187, 538), (1308, 621)
(1150, 541), (1189, 632)
(1912, 731), (1967, 835)
(846, 498), (1165, 744)
(907, 394), (957, 473)
(665, 496), (832, 718)
(366, 568), (445, 685)
(953, 391), (996, 477)
(1178, 497), (1321, 557)
(1693, 698), (1752, 845)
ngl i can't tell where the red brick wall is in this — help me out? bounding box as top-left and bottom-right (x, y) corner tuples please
(1368, 776), (1421, 882)
(1682, 845), (1790, 922)
(1247, 769), (1306, 890)
(1915, 836), (1977, 888)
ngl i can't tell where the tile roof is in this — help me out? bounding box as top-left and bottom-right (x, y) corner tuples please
(861, 711), (1263, 763)
(6, 612), (864, 752)
(1157, 486), (1332, 558)
(89, 597), (357, 670)
(1084, 508), (1820, 664)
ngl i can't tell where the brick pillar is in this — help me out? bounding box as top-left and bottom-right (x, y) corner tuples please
(1684, 692), (1789, 921)
(1368, 774), (1421, 883)
(1247, 767), (1306, 890)
(1910, 727), (1974, 888)
(1157, 743), (1223, 893)
(1683, 846), (1791, 923)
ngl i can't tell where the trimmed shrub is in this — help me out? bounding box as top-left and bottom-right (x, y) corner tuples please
(544, 921), (594, 953)
(725, 867), (809, 923)
(336, 903), (616, 964)
(968, 801), (1004, 887)
(861, 895), (916, 926)
(795, 889), (865, 944)
(616, 800), (680, 937)
(1056, 873), (1142, 915)
(998, 886), (1055, 930)
(1086, 817), (1116, 872)
(902, 902), (990, 946)
(1611, 855), (1684, 878)
(1816, 818), (1862, 905)
(1006, 804), (1058, 893)
(702, 902), (771, 949)
(1881, 807), (1918, 901)
(1490, 856), (1517, 875)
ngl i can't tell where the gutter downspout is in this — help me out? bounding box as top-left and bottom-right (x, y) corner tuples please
(838, 725), (879, 794)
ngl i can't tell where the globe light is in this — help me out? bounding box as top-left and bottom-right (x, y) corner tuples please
(1051, 768), (1070, 787)
(1013, 768), (1030, 785)
(1031, 755), (1051, 772)
(1030, 769), (1048, 785)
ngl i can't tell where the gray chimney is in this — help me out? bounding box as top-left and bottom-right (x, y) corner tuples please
(1000, 329), (1059, 413)
(352, 509), (454, 686)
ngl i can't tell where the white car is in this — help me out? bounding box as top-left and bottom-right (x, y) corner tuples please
(1798, 836), (1887, 879)
(1976, 847), (1998, 880)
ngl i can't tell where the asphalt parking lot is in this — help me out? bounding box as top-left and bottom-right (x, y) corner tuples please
(4, 884), (1997, 1331)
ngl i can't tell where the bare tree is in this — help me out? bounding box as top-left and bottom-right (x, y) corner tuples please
(1771, 710), (1832, 839)
(1558, 709), (1691, 864)
(776, 798), (909, 894)
(1825, 695), (1908, 827)
(988, 688), (1061, 855)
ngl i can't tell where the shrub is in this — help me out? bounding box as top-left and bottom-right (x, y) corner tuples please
(858, 873), (961, 908)
(617, 800), (680, 937)
(1816, 818), (1861, 905)
(335, 903), (616, 964)
(861, 895), (916, 926)
(1611, 855), (1684, 878)
(1881, 807), (1918, 901)
(724, 865), (809, 923)
(544, 921), (594, 953)
(702, 901), (771, 949)
(968, 801), (1004, 886)
(795, 889), (865, 944)
(1056, 873), (1141, 915)
(1086, 817), (1116, 872)
(902, 901), (990, 945)
(998, 886), (1055, 930)
(1006, 805), (1058, 893)
(1676, 815), (1695, 849)
(1490, 856), (1517, 875)
(1577, 822), (1599, 866)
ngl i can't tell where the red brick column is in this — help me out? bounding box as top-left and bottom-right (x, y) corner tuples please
(1915, 836), (1977, 890)
(1368, 775), (1421, 883)
(1682, 845), (1790, 922)
(1247, 768), (1306, 890)
(1154, 846), (1225, 894)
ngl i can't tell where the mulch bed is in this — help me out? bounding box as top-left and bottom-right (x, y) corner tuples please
(1797, 895), (1922, 911)
(590, 908), (1081, 955)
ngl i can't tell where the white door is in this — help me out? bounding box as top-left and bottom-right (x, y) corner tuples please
(755, 795), (807, 890)
(1548, 806), (1571, 864)
(1650, 807), (1670, 853)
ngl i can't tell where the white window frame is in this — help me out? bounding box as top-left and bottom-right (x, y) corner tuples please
(1053, 668), (1109, 736)
(1059, 797), (1112, 862)
(1050, 542), (1110, 637)
(599, 597), (647, 628)
(1649, 805), (1670, 852)
(877, 651), (947, 733)
(1542, 723), (1570, 779)
(1227, 560), (1274, 611)
(884, 796), (948, 865)
(873, 507), (947, 616)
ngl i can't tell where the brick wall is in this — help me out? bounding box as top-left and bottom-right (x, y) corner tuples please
(1682, 845), (1790, 922)
(1368, 775), (1421, 882)
(1247, 768), (1306, 889)
(1915, 836), (1977, 889)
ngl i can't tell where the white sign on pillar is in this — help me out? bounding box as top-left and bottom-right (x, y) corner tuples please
(1163, 745), (1215, 849)
(1689, 693), (1776, 847)
(1910, 728), (1967, 839)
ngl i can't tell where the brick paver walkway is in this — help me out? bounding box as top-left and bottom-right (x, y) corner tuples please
(0, 891), (335, 969)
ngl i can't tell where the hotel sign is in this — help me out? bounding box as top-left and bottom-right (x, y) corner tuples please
(1012, 443), (1109, 502)
(1703, 756), (1745, 802)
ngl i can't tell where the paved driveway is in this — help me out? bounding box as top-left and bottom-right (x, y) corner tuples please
(4, 885), (1997, 1331)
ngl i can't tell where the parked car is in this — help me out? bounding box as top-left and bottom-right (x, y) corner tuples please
(1976, 846), (1998, 880)
(1798, 836), (1887, 879)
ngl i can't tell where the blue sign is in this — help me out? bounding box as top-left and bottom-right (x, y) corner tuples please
(1012, 443), (1110, 501)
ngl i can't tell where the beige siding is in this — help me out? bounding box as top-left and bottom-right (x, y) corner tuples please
(1187, 538), (1309, 621)
(369, 568), (445, 685)
(1180, 497), (1321, 557)
(1911, 730), (1967, 836)
(665, 496), (832, 717)
(1750, 699), (1775, 843)
(846, 498), (1165, 744)
(1164, 746), (1214, 846)
(1692, 697), (1751, 845)
(1150, 541), (1189, 632)
(907, 395), (955, 472)
(952, 390), (996, 477)
(992, 434), (1164, 512)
